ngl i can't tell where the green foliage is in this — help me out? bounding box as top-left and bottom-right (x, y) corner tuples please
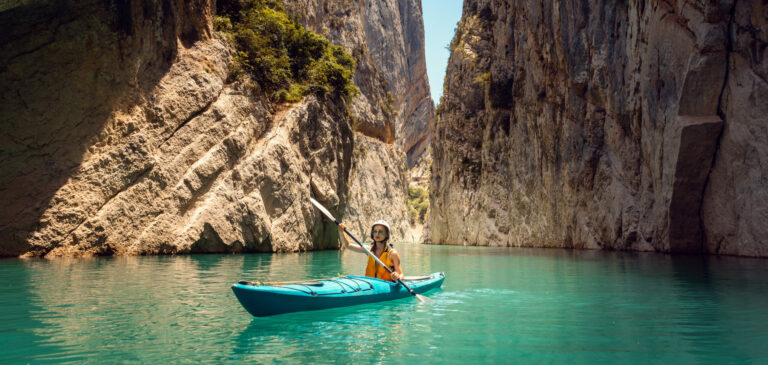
(407, 186), (429, 224)
(379, 90), (395, 119)
(474, 72), (490, 85)
(214, 16), (233, 31)
(272, 83), (308, 103)
(310, 45), (359, 98)
(215, 0), (358, 102)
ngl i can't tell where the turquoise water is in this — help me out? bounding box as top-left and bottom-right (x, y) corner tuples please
(1, 244), (767, 364)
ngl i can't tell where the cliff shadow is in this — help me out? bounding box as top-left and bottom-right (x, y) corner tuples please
(0, 0), (186, 256)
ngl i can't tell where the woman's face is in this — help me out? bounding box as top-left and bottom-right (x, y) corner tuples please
(372, 225), (388, 242)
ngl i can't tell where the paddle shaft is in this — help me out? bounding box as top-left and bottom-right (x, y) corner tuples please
(334, 221), (419, 296)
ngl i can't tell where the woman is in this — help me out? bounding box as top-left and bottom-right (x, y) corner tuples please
(338, 220), (403, 282)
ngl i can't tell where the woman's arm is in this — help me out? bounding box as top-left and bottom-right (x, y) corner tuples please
(338, 224), (366, 254)
(390, 250), (403, 281)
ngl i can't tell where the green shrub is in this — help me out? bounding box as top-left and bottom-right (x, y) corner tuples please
(272, 83), (308, 103)
(407, 186), (429, 224)
(408, 207), (419, 223)
(474, 72), (490, 85)
(216, 0), (358, 102)
(214, 16), (233, 31)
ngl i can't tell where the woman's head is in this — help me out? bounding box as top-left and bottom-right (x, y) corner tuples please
(370, 220), (390, 243)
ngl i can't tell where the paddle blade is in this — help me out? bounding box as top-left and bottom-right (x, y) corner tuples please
(310, 197), (338, 222)
(414, 293), (434, 304)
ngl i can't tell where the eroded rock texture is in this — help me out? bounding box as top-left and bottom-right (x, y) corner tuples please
(0, 0), (433, 257)
(285, 0), (434, 166)
(344, 135), (417, 242)
(0, 1), (352, 257)
(284, 0), (433, 240)
(429, 0), (767, 256)
(362, 0), (434, 167)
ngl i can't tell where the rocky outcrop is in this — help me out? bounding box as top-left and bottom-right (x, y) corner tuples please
(362, 0), (434, 166)
(0, 0), (354, 257)
(283, 0), (396, 144)
(409, 147), (432, 191)
(702, 1), (768, 256)
(430, 0), (767, 256)
(344, 134), (418, 242)
(285, 0), (433, 166)
(284, 0), (432, 240)
(0, 0), (433, 257)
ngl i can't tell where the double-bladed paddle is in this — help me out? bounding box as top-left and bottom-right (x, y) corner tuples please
(310, 197), (433, 303)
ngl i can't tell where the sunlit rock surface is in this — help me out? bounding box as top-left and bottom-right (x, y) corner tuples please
(0, 0), (433, 256)
(344, 134), (416, 243)
(285, 0), (433, 240)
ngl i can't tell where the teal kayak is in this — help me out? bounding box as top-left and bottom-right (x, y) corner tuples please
(232, 272), (445, 317)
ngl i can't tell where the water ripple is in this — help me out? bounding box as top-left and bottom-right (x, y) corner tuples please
(0, 248), (767, 363)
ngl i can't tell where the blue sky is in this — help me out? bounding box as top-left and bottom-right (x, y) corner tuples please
(422, 0), (463, 105)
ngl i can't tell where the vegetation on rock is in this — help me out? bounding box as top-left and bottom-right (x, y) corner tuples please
(407, 186), (429, 224)
(215, 0), (359, 102)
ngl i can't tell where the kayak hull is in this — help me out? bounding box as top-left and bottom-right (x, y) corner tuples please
(232, 272), (445, 317)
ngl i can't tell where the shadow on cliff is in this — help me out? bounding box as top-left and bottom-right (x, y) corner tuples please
(0, 0), (203, 256)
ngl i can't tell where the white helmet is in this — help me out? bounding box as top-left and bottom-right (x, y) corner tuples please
(370, 220), (391, 242)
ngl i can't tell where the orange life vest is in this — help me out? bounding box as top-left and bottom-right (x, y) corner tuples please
(365, 245), (396, 281)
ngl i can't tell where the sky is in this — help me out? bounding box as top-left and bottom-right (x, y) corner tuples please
(422, 0), (464, 106)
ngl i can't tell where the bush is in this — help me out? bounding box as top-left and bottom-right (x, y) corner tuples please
(407, 186), (429, 224)
(310, 45), (359, 98)
(216, 0), (358, 102)
(272, 83), (308, 103)
(474, 72), (490, 85)
(214, 16), (233, 31)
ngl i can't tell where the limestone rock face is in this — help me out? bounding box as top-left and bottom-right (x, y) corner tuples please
(0, 0), (354, 257)
(430, 0), (767, 256)
(284, 0), (432, 241)
(285, 0), (434, 166)
(284, 0), (396, 144)
(362, 0), (435, 167)
(344, 135), (415, 243)
(408, 150), (432, 243)
(702, 1), (768, 257)
(0, 0), (433, 256)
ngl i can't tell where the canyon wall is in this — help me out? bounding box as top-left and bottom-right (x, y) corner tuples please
(361, 0), (434, 167)
(285, 0), (432, 241)
(284, 0), (434, 166)
(428, 0), (767, 257)
(0, 0), (430, 257)
(0, 0), (356, 257)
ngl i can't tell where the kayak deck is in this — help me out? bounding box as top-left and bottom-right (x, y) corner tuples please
(232, 272), (445, 317)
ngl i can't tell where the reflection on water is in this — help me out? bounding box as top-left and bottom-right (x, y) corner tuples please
(232, 304), (416, 363)
(0, 244), (767, 363)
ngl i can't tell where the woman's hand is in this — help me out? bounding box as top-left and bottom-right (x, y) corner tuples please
(337, 223), (352, 250)
(391, 272), (402, 281)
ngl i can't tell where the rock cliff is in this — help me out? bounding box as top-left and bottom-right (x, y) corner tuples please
(284, 0), (432, 241)
(283, 0), (435, 163)
(344, 134), (416, 242)
(429, 0), (767, 257)
(361, 0), (434, 167)
(0, 0), (430, 257)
